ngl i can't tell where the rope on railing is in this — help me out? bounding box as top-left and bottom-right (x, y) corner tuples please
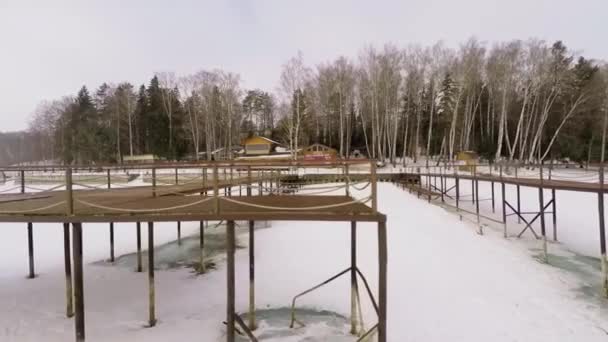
(24, 184), (66, 192)
(297, 186), (347, 195)
(75, 196), (216, 213)
(0, 200), (66, 214)
(73, 182), (106, 190)
(0, 186), (21, 194)
(220, 196), (372, 211)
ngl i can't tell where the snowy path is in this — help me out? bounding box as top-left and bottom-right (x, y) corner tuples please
(1, 183), (608, 341)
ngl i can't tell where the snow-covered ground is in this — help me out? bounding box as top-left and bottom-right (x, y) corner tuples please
(1, 179), (608, 341)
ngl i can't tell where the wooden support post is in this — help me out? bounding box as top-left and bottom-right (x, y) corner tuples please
(598, 164), (608, 297)
(475, 179), (481, 234)
(147, 222), (156, 327)
(175, 167), (178, 185)
(107, 170), (114, 263)
(427, 174), (431, 203)
(199, 221), (205, 273)
(177, 221), (181, 246)
(552, 189), (557, 241)
(226, 220), (236, 342)
(109, 222), (115, 263)
(516, 185), (521, 224)
(63, 223), (73, 317)
(455, 174), (460, 213)
(417, 167), (421, 198)
(377, 220), (387, 342)
(371, 161), (378, 212)
(440, 171), (444, 203)
(27, 222), (35, 278)
(502, 182), (507, 238)
(539, 163), (548, 263)
(491, 181), (495, 213)
(72, 222), (85, 342)
(248, 220), (256, 330)
(471, 177), (475, 204)
(350, 221), (358, 335)
(136, 222), (142, 272)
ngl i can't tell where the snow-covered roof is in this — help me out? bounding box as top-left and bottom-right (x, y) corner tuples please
(243, 136), (281, 145)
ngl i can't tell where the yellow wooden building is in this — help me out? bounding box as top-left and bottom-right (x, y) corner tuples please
(241, 136), (281, 156)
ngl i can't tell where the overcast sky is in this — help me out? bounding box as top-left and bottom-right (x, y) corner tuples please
(0, 0), (606, 132)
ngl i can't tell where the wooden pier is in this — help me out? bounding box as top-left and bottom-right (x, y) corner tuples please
(0, 160), (387, 342)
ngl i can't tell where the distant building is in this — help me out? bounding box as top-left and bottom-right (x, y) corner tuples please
(242, 136), (281, 156)
(123, 154), (158, 164)
(302, 143), (337, 161)
(456, 150), (479, 172)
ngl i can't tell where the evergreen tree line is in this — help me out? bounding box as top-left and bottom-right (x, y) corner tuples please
(25, 38), (608, 165)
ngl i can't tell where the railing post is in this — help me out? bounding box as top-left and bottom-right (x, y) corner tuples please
(247, 166), (252, 196)
(20, 169), (25, 193)
(152, 167), (157, 197)
(214, 164), (219, 214)
(345, 163), (350, 196)
(66, 167), (74, 215)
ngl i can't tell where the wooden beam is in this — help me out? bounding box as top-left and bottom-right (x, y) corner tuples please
(72, 222), (85, 342)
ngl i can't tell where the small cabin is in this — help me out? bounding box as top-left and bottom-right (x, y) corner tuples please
(123, 154), (158, 164)
(242, 136), (280, 156)
(302, 143), (337, 161)
(456, 151), (479, 172)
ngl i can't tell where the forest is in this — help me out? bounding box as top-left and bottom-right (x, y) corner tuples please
(14, 38), (608, 165)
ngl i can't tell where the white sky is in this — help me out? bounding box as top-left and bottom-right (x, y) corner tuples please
(0, 0), (606, 132)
